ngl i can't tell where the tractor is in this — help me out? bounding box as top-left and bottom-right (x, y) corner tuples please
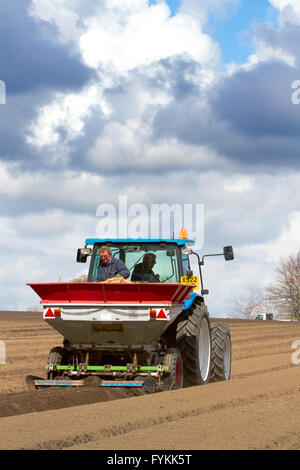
(27, 232), (234, 392)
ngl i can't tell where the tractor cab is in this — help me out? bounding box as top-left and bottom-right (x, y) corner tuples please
(84, 238), (194, 284)
(77, 232), (234, 301)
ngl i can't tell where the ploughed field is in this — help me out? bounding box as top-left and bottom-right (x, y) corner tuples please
(0, 310), (300, 450)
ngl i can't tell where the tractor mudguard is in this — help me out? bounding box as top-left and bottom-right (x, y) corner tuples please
(182, 292), (203, 311)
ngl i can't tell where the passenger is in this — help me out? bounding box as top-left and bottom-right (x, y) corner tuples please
(96, 246), (130, 282)
(131, 253), (160, 283)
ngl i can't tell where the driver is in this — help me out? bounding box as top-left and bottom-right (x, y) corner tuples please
(131, 253), (160, 283)
(96, 246), (130, 282)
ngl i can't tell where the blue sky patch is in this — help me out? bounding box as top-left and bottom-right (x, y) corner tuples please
(149, 0), (278, 64)
(204, 0), (278, 64)
(148, 0), (180, 17)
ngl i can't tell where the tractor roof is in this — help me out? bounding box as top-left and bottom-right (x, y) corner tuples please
(85, 238), (194, 247)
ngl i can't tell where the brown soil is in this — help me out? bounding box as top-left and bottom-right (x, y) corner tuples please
(0, 311), (300, 450)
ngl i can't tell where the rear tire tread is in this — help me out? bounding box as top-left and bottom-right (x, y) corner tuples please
(176, 301), (211, 387)
(210, 322), (231, 382)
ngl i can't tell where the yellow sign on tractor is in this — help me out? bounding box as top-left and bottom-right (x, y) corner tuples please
(180, 276), (199, 290)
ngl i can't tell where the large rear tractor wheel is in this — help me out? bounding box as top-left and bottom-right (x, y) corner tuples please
(176, 302), (211, 387)
(163, 348), (183, 390)
(47, 346), (67, 379)
(210, 322), (232, 382)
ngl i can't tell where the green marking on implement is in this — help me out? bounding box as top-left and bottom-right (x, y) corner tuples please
(46, 365), (170, 371)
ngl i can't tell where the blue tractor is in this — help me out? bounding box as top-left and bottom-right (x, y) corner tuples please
(75, 232), (234, 388)
(28, 232), (234, 391)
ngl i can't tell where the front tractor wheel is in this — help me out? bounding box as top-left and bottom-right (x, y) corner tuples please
(176, 302), (211, 387)
(164, 348), (183, 390)
(210, 322), (232, 382)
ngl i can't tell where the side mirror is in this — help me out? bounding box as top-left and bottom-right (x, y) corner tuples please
(182, 248), (192, 255)
(77, 247), (92, 263)
(167, 249), (175, 257)
(223, 246), (234, 261)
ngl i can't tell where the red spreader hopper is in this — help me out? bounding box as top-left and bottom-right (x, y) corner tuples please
(27, 282), (194, 305)
(27, 282), (196, 349)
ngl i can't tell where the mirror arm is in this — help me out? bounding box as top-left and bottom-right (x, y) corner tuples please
(201, 253), (223, 264)
(191, 250), (205, 293)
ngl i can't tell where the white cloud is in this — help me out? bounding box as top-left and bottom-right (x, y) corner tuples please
(0, 162), (43, 198)
(26, 0), (221, 163)
(240, 211), (300, 263)
(12, 209), (87, 237)
(224, 177), (253, 193)
(247, 44), (295, 68)
(0, 162), (105, 209)
(80, 4), (219, 73)
(180, 0), (240, 23)
(0, 210), (95, 255)
(0, 209), (95, 309)
(231, 30), (296, 72)
(26, 84), (104, 163)
(29, 0), (82, 43)
(223, 0), (299, 72)
(203, 255), (270, 317)
(87, 119), (223, 172)
(269, 0), (300, 25)
(30, 0), (220, 74)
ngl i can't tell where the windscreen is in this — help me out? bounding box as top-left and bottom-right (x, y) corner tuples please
(90, 244), (180, 283)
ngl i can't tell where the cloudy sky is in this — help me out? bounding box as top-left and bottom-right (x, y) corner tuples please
(1, 0), (300, 316)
